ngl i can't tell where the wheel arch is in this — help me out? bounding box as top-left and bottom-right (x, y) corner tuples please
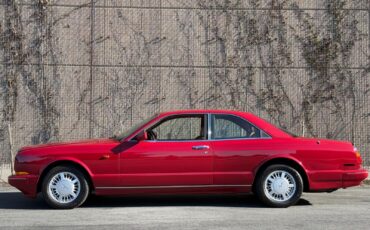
(253, 157), (310, 192)
(37, 159), (95, 193)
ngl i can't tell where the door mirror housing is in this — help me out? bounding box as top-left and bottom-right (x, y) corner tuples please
(136, 131), (148, 141)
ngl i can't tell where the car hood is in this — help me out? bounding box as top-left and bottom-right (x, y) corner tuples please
(19, 138), (120, 152)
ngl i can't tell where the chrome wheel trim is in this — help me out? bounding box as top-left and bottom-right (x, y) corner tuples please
(47, 172), (81, 204)
(263, 170), (296, 202)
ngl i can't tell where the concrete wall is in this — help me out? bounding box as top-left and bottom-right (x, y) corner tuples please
(0, 0), (369, 182)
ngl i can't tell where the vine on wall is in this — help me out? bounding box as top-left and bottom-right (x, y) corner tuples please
(0, 0), (369, 173)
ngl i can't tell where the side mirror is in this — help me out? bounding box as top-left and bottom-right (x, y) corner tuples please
(136, 131), (148, 141)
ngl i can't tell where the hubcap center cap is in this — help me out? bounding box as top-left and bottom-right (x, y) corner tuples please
(56, 180), (74, 196)
(272, 178), (288, 194)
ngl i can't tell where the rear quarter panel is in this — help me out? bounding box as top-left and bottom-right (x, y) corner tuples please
(293, 138), (356, 171)
(212, 137), (357, 190)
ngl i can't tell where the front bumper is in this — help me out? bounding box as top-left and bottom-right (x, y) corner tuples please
(8, 175), (39, 198)
(308, 168), (368, 191)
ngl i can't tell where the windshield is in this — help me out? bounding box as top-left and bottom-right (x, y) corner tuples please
(110, 114), (158, 141)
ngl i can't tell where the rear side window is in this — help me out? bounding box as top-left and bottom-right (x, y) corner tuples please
(211, 114), (270, 139)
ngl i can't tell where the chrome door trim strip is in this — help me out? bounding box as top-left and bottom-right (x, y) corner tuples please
(96, 184), (251, 190)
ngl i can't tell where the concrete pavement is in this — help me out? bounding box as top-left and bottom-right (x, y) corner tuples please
(0, 186), (369, 230)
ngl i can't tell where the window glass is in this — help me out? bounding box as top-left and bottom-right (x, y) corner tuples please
(112, 114), (158, 140)
(211, 114), (269, 139)
(149, 115), (205, 140)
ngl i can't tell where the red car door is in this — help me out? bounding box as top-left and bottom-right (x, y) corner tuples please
(118, 114), (213, 186)
(209, 114), (272, 186)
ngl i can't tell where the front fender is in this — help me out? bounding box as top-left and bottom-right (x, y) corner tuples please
(36, 157), (95, 192)
(38, 157), (93, 177)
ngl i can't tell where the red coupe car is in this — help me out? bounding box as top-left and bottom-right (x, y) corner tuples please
(8, 110), (368, 209)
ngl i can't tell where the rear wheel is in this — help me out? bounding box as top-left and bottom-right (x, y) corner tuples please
(41, 166), (89, 209)
(255, 164), (303, 208)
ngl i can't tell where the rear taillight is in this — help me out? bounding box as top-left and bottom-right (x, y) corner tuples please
(354, 147), (362, 164)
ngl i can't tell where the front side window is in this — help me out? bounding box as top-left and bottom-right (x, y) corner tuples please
(211, 114), (269, 139)
(111, 114), (158, 141)
(147, 115), (206, 141)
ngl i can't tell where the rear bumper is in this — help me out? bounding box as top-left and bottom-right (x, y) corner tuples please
(8, 175), (39, 198)
(308, 169), (368, 191)
(342, 169), (369, 187)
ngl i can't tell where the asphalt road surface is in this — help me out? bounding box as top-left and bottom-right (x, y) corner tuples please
(0, 186), (369, 230)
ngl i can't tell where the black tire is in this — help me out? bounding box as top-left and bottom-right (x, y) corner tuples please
(255, 164), (303, 208)
(41, 166), (89, 209)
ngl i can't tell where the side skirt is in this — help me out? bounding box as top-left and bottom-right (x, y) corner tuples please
(94, 184), (251, 196)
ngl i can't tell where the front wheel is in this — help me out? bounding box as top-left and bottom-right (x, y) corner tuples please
(41, 166), (89, 209)
(255, 164), (303, 208)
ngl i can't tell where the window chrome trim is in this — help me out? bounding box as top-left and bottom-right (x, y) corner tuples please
(209, 136), (272, 141)
(129, 112), (272, 142)
(143, 136), (271, 143)
(96, 184), (251, 190)
(131, 113), (207, 142)
(126, 113), (205, 141)
(207, 113), (212, 140)
(208, 113), (272, 141)
(144, 139), (210, 143)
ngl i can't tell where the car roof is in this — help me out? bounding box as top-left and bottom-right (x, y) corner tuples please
(158, 109), (291, 138)
(159, 109), (251, 116)
(124, 109), (292, 140)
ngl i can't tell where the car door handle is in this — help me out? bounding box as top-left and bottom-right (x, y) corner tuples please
(192, 145), (210, 150)
(99, 154), (110, 160)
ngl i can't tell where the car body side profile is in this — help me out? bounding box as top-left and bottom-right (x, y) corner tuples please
(8, 110), (368, 209)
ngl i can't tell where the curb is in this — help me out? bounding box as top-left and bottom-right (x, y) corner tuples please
(0, 182), (10, 187)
